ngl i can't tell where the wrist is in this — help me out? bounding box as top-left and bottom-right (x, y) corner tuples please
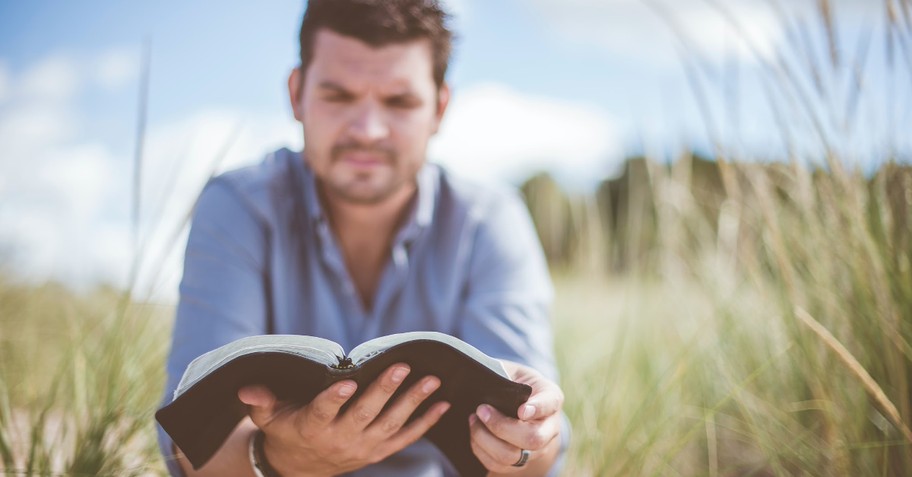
(251, 430), (291, 477)
(252, 430), (330, 477)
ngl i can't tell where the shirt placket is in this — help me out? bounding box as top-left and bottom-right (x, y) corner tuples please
(314, 217), (367, 344)
(363, 228), (418, 340)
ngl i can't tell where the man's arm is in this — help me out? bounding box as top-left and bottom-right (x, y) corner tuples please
(457, 188), (569, 476)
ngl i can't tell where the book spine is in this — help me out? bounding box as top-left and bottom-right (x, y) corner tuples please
(331, 356), (355, 370)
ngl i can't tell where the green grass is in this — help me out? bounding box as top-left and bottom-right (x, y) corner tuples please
(554, 160), (912, 476)
(0, 281), (170, 476)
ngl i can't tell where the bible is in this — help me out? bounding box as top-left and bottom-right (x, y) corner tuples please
(156, 331), (533, 477)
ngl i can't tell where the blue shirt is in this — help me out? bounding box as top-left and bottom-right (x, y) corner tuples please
(158, 148), (562, 476)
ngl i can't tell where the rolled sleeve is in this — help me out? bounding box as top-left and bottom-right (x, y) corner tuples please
(458, 189), (557, 380)
(456, 189), (569, 476)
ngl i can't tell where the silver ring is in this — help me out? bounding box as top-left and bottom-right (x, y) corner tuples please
(512, 449), (531, 467)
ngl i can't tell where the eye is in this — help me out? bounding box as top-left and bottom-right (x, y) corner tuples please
(386, 95), (420, 109)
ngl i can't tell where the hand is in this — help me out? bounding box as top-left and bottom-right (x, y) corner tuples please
(468, 361), (564, 475)
(238, 363), (450, 477)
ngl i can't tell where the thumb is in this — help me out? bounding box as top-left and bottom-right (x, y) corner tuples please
(518, 383), (563, 421)
(238, 385), (278, 425)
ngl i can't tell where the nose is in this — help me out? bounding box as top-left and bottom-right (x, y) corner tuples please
(347, 101), (390, 144)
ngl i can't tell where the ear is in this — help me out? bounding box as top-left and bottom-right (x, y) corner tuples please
(431, 82), (450, 135)
(288, 67), (304, 122)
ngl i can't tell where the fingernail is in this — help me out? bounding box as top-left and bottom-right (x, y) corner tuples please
(391, 366), (410, 384)
(521, 404), (536, 420)
(468, 414), (478, 425)
(437, 402), (451, 415)
(338, 382), (356, 397)
(422, 377), (440, 394)
(476, 405), (491, 423)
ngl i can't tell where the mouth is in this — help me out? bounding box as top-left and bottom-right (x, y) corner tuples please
(341, 152), (385, 166)
(333, 147), (392, 170)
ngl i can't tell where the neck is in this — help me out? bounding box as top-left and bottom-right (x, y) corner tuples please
(319, 183), (417, 240)
(318, 181), (418, 311)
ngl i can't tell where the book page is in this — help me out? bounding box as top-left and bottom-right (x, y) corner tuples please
(348, 331), (510, 379)
(173, 334), (345, 398)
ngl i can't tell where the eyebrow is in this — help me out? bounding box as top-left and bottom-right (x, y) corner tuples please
(316, 81), (352, 94)
(316, 80), (419, 100)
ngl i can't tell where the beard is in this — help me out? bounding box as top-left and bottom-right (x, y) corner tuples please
(310, 142), (414, 205)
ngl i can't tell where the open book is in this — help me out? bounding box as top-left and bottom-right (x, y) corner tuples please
(156, 331), (533, 477)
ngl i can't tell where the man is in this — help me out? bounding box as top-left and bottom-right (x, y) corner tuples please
(158, 1), (568, 475)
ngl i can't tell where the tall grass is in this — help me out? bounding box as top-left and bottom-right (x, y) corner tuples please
(550, 1), (912, 475)
(0, 36), (185, 476)
(554, 157), (912, 476)
(0, 281), (170, 475)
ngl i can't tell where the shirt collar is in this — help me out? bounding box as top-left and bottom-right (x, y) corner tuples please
(295, 152), (438, 241)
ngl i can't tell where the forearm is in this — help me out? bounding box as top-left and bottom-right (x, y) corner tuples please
(176, 418), (259, 477)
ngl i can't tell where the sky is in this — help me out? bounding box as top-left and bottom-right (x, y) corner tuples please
(0, 0), (908, 300)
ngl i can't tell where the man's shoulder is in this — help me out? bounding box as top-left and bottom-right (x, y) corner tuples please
(196, 148), (301, 227)
(213, 147), (300, 198)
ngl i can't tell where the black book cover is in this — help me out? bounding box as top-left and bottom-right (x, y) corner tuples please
(156, 332), (533, 477)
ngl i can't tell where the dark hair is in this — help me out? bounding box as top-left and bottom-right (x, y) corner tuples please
(299, 0), (454, 88)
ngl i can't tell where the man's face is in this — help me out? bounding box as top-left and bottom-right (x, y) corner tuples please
(289, 29), (449, 205)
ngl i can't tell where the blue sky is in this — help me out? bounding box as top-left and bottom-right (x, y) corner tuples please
(0, 0), (906, 296)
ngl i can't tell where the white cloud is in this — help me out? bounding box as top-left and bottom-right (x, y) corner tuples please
(677, 3), (781, 60)
(443, 0), (468, 17)
(0, 50), (302, 299)
(95, 47), (140, 91)
(126, 109), (300, 300)
(19, 54), (81, 101)
(430, 83), (622, 189)
(0, 141), (123, 288)
(0, 61), (10, 103)
(526, 0), (789, 65)
(36, 144), (116, 222)
(5, 46), (140, 104)
(0, 103), (78, 159)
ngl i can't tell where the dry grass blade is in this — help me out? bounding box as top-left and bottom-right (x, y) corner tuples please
(794, 306), (912, 444)
(817, 0), (840, 69)
(0, 378), (13, 469)
(132, 37), (151, 266)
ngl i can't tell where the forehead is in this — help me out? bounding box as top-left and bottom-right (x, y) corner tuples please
(307, 29), (436, 92)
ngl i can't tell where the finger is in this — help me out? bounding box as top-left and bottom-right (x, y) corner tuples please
(468, 413), (525, 471)
(238, 385), (276, 407)
(476, 404), (559, 451)
(298, 379), (357, 430)
(238, 385), (279, 428)
(468, 414), (513, 473)
(367, 375), (441, 437)
(342, 364), (410, 430)
(381, 400), (450, 456)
